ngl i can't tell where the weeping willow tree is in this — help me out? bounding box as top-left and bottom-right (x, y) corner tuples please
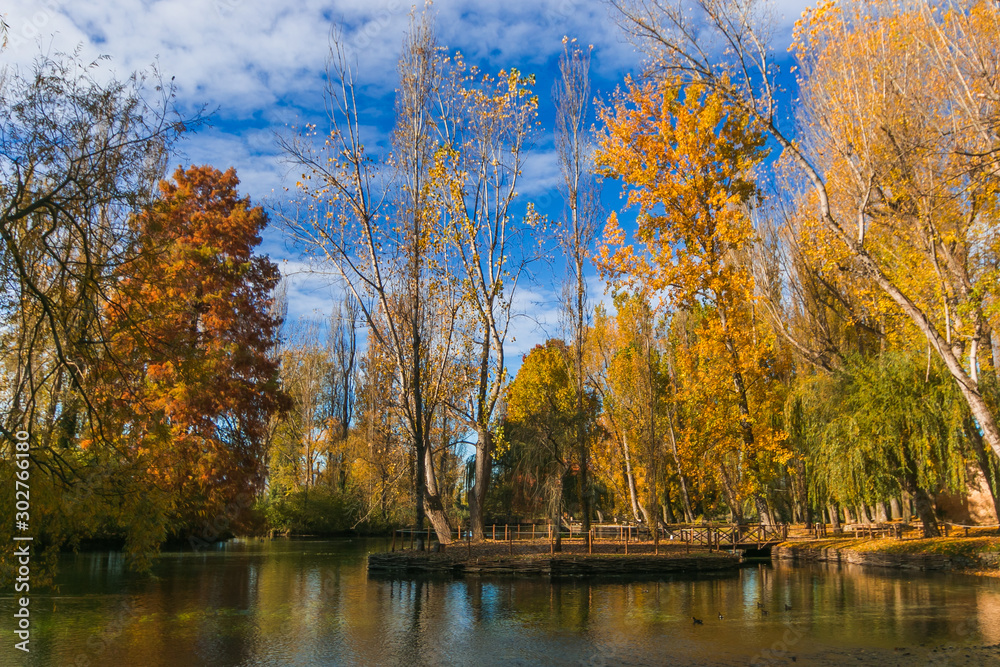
(793, 352), (968, 537)
(499, 340), (601, 550)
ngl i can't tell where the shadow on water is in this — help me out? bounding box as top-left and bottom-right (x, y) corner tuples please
(3, 538), (1000, 665)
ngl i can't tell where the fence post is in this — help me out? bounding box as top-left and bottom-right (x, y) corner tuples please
(391, 529), (396, 552)
(493, 524), (496, 541)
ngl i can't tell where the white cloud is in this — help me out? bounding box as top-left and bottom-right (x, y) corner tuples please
(4, 0), (810, 365)
(519, 150), (562, 197)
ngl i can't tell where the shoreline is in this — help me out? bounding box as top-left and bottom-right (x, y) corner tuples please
(773, 537), (1000, 576)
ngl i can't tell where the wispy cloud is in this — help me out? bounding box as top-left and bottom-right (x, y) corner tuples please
(4, 0), (812, 357)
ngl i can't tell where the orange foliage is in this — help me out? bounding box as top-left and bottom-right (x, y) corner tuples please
(97, 165), (287, 529)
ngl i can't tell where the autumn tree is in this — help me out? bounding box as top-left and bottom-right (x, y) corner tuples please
(352, 332), (413, 528)
(589, 293), (686, 528)
(0, 50), (191, 494)
(0, 52), (190, 441)
(505, 340), (599, 550)
(270, 321), (335, 493)
(321, 295), (360, 491)
(280, 11), (459, 546)
(589, 304), (646, 523)
(795, 352), (969, 537)
(0, 51), (194, 573)
(554, 37), (604, 534)
(96, 165), (286, 552)
(609, 0), (1000, 466)
(430, 54), (539, 542)
(596, 75), (789, 524)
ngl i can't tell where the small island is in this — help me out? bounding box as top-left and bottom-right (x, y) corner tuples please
(368, 539), (742, 577)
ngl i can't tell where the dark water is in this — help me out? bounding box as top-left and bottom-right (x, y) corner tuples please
(4, 538), (1000, 666)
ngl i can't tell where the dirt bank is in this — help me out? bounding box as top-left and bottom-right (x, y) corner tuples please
(773, 537), (1000, 575)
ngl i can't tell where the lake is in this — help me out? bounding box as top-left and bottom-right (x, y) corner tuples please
(5, 538), (1000, 666)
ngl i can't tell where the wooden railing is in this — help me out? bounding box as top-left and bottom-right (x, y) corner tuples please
(390, 522), (789, 551)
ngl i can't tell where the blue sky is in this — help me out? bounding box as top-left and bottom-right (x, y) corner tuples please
(4, 0), (812, 359)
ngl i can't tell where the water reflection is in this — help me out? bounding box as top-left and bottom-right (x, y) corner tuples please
(3, 539), (999, 665)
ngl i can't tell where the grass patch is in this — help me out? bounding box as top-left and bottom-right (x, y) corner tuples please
(790, 534), (1000, 559)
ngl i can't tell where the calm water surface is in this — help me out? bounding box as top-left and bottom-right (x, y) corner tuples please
(5, 538), (1000, 666)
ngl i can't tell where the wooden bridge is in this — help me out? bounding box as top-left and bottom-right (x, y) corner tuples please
(664, 523), (788, 550)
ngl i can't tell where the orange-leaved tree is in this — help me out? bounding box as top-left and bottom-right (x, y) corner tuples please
(96, 165), (286, 556)
(610, 0), (1000, 465)
(596, 75), (789, 525)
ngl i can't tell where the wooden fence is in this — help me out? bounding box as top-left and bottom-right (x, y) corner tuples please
(390, 522), (788, 552)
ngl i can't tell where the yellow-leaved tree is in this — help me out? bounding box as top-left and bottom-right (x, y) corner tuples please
(596, 76), (790, 524)
(609, 0), (1000, 466)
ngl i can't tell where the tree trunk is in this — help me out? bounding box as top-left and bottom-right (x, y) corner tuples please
(637, 500), (654, 532)
(666, 413), (695, 522)
(889, 496), (903, 520)
(719, 467), (745, 524)
(621, 433), (642, 522)
(875, 503), (888, 523)
(911, 487), (940, 538)
(662, 485), (676, 524)
(576, 325), (591, 535)
(469, 425), (493, 541)
(414, 435), (427, 549)
(795, 459), (811, 529)
(828, 503), (842, 532)
(964, 416), (1000, 522)
(755, 495), (774, 527)
(900, 473), (939, 537)
(578, 442), (591, 534)
(857, 503), (872, 524)
(551, 473), (564, 552)
(423, 436), (453, 544)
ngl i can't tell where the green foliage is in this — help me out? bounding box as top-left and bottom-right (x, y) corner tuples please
(258, 487), (361, 536)
(792, 351), (968, 507)
(493, 340), (600, 520)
